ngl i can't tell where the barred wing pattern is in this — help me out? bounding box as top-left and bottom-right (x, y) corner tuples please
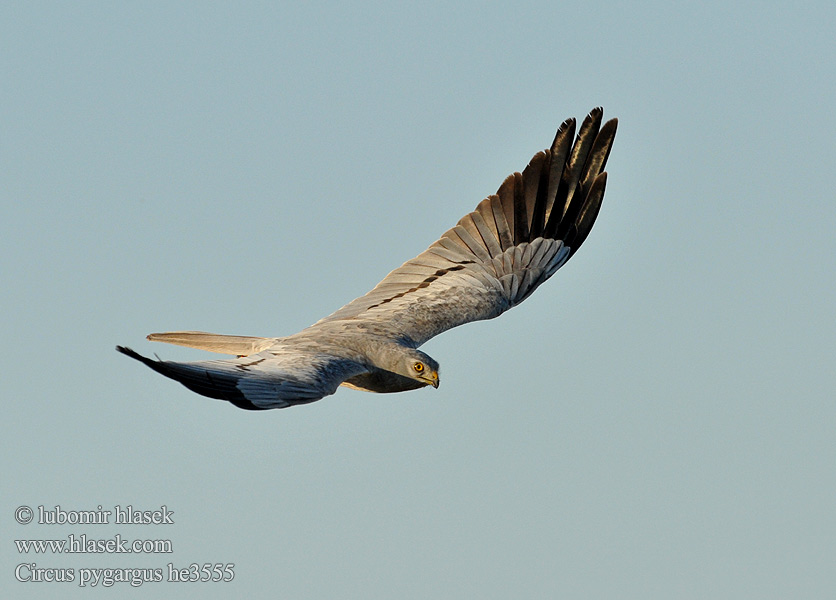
(313, 108), (617, 346)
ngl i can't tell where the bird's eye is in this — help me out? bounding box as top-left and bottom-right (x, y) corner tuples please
(413, 362), (424, 373)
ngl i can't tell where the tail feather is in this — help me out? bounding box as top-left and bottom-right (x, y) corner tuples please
(145, 331), (277, 356)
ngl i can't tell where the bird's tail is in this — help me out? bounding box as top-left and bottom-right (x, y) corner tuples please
(145, 331), (277, 357)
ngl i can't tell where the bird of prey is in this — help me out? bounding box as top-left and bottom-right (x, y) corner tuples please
(117, 108), (617, 410)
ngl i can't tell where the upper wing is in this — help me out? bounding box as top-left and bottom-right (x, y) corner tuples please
(311, 108), (617, 346)
(116, 344), (368, 409)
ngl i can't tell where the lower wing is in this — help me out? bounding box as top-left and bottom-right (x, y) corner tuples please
(116, 345), (367, 410)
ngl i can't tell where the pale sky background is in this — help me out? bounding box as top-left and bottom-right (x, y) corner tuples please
(2, 2), (835, 598)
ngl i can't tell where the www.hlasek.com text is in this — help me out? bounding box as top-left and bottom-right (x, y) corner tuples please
(15, 533), (172, 554)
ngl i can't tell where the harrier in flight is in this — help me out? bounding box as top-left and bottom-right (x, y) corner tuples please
(118, 108), (617, 410)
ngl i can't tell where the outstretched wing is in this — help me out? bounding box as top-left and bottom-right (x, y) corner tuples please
(312, 108), (617, 346)
(116, 344), (368, 409)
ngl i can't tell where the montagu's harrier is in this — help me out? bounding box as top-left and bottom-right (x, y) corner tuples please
(118, 108), (617, 410)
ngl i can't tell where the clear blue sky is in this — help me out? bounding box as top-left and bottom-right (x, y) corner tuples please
(2, 2), (835, 598)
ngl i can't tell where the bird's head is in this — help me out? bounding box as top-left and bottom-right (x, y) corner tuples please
(399, 349), (440, 389)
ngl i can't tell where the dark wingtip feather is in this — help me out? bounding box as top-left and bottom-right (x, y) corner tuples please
(566, 171), (608, 256)
(116, 345), (266, 411)
(584, 117), (618, 180)
(116, 345), (180, 379)
(116, 345), (152, 364)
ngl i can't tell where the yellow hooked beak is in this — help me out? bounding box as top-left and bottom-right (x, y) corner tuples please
(424, 370), (439, 389)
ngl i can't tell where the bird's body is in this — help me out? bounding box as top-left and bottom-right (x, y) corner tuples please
(118, 108), (617, 409)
